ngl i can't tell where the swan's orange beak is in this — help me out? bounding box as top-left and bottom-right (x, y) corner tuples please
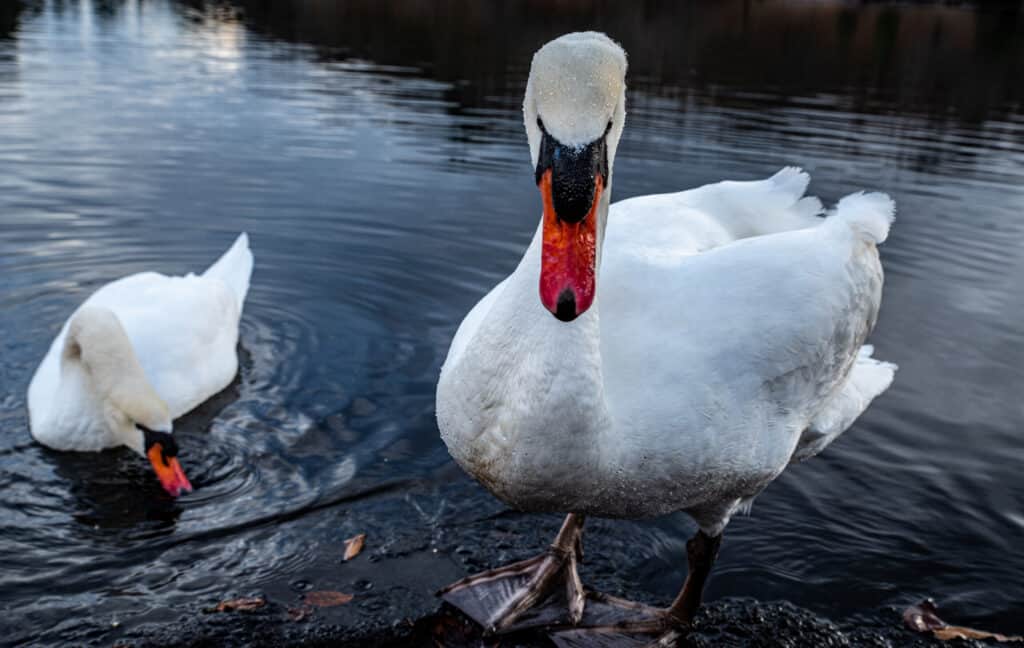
(539, 170), (602, 321)
(147, 444), (192, 497)
(535, 120), (609, 322)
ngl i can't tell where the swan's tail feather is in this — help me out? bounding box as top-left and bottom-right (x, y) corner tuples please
(850, 344), (898, 404)
(767, 166), (810, 196)
(831, 191), (895, 244)
(768, 166), (824, 221)
(691, 166), (824, 239)
(792, 345), (897, 463)
(203, 232), (253, 310)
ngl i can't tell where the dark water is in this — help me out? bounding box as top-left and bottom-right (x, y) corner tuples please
(1, 0), (1023, 643)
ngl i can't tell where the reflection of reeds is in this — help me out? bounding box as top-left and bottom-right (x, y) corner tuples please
(173, 0), (1022, 121)
(0, 1), (28, 41)
(19, 0), (1024, 121)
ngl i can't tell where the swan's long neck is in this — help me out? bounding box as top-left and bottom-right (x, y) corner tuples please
(439, 192), (615, 509)
(498, 184), (614, 428)
(59, 307), (168, 454)
(507, 184), (612, 390)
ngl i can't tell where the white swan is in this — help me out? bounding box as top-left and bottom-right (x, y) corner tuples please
(436, 32), (896, 641)
(28, 233), (253, 497)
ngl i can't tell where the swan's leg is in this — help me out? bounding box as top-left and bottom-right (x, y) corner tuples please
(439, 513), (587, 634)
(665, 529), (722, 625)
(641, 529), (723, 645)
(548, 529), (723, 647)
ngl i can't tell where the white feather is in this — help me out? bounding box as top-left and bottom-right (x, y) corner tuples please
(830, 191), (896, 244)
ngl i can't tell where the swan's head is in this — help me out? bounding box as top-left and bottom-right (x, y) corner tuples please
(134, 424), (191, 498)
(67, 306), (193, 497)
(523, 32), (627, 322)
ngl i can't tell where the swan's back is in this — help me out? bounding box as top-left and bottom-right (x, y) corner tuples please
(608, 167), (823, 257)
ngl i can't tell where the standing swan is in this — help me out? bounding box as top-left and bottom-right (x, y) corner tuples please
(28, 233), (254, 497)
(436, 33), (895, 642)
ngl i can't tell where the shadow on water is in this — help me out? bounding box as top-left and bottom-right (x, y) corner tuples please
(0, 0), (1022, 644)
(49, 448), (184, 531)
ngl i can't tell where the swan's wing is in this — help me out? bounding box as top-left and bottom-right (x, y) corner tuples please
(82, 272), (242, 418)
(608, 166), (823, 257)
(793, 345), (896, 462)
(599, 192), (893, 475)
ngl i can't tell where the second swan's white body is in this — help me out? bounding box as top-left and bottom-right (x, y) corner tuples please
(28, 234), (253, 453)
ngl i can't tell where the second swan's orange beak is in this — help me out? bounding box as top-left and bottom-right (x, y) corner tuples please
(147, 443), (192, 497)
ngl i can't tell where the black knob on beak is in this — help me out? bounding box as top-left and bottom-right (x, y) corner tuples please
(535, 124), (609, 224)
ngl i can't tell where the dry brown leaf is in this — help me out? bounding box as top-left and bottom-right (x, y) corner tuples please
(903, 599), (1023, 643)
(304, 590), (354, 607)
(343, 533), (366, 561)
(207, 596), (266, 613)
(287, 605), (313, 622)
(935, 627), (993, 641)
(934, 626), (1023, 643)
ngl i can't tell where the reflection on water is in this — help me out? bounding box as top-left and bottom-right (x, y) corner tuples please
(211, 0), (1024, 121)
(0, 0), (1022, 643)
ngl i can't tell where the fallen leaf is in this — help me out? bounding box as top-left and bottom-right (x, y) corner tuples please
(343, 533), (366, 561)
(206, 596), (266, 613)
(304, 590), (354, 607)
(904, 599), (1023, 643)
(287, 605), (312, 622)
(933, 627), (1011, 641)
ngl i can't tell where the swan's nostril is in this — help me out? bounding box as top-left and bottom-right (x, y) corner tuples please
(555, 289), (578, 322)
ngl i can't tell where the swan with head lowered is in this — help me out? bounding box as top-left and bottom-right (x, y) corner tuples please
(436, 32), (896, 642)
(28, 233), (253, 497)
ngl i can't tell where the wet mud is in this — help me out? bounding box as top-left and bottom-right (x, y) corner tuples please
(75, 490), (976, 648)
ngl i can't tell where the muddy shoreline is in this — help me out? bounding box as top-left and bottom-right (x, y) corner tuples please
(109, 597), (961, 648)
(70, 487), (972, 648)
